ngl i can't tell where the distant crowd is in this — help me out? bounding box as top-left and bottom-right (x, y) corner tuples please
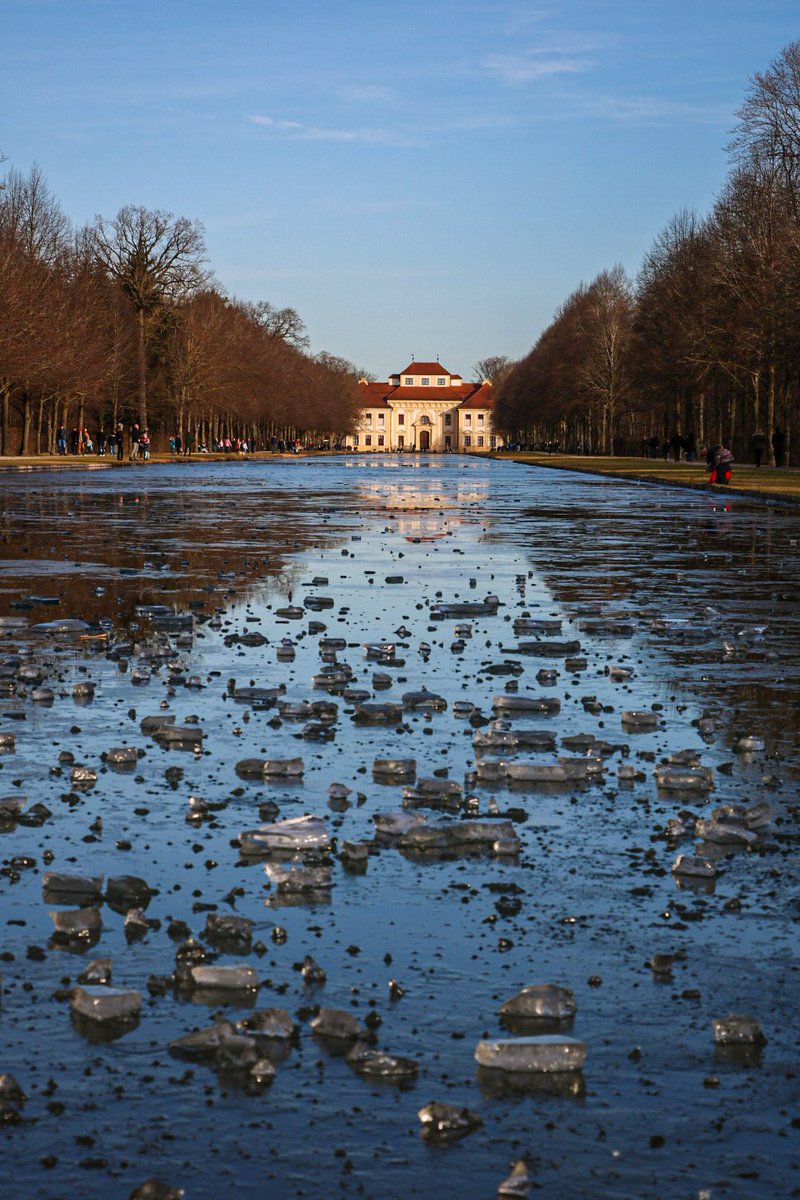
(642, 427), (786, 467)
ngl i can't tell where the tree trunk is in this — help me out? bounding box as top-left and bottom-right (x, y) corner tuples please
(136, 307), (148, 430)
(18, 392), (31, 456)
(766, 362), (776, 464)
(36, 394), (44, 455)
(1, 385), (10, 456)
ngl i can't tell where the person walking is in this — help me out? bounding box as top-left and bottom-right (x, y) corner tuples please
(56, 426), (67, 455)
(115, 424), (124, 461)
(772, 426), (786, 468)
(750, 430), (767, 467)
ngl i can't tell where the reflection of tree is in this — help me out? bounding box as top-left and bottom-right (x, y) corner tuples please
(0, 472), (353, 627)
(507, 498), (800, 754)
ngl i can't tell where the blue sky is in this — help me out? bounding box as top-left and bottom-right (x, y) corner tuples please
(2, 0), (798, 378)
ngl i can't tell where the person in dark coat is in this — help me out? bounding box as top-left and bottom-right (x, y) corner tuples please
(772, 426), (786, 467)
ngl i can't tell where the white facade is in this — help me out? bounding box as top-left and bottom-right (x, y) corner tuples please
(345, 361), (503, 453)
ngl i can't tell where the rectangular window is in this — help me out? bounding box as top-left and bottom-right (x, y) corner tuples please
(444, 413), (452, 426)
(398, 413), (405, 426)
(421, 377), (429, 386)
(477, 435), (484, 447)
(477, 413), (485, 425)
(365, 434), (372, 446)
(444, 435), (451, 448)
(464, 435), (472, 448)
(398, 435), (404, 448)
(437, 377), (446, 386)
(464, 413), (472, 425)
(377, 412), (385, 425)
(353, 434), (359, 446)
(364, 413), (373, 425)
(405, 377), (413, 385)
(378, 434), (384, 447)
(490, 435), (497, 449)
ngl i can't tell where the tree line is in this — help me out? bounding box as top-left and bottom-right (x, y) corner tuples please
(0, 165), (363, 455)
(494, 41), (800, 466)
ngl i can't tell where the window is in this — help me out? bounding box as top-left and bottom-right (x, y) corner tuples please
(363, 412), (372, 426)
(377, 412), (385, 425)
(464, 413), (472, 425)
(398, 413), (405, 426)
(444, 413), (452, 426)
(365, 434), (372, 446)
(378, 434), (384, 447)
(477, 435), (484, 447)
(477, 413), (485, 425)
(464, 435), (472, 448)
(444, 435), (451, 448)
(421, 377), (429, 386)
(437, 377), (446, 386)
(353, 434), (359, 446)
(490, 435), (497, 449)
(405, 376), (413, 385)
(398, 435), (404, 448)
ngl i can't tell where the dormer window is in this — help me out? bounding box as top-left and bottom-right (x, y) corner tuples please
(421, 377), (429, 386)
(405, 377), (413, 385)
(437, 377), (446, 386)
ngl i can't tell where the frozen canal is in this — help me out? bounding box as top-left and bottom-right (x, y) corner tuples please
(0, 456), (798, 1200)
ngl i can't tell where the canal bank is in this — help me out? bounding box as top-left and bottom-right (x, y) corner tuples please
(495, 450), (800, 506)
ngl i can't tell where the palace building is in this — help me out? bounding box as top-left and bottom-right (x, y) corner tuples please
(344, 360), (503, 453)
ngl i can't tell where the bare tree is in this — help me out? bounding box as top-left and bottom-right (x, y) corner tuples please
(731, 41), (800, 218)
(91, 206), (208, 429)
(237, 300), (310, 350)
(473, 355), (511, 384)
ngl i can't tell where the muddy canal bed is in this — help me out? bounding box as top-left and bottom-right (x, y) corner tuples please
(0, 457), (798, 1200)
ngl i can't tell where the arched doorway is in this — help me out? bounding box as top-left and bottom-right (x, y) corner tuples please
(419, 430), (430, 451)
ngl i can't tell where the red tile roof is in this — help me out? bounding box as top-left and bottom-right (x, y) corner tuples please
(458, 382), (494, 409)
(358, 381), (393, 407)
(396, 362), (450, 377)
(357, 378), (495, 409)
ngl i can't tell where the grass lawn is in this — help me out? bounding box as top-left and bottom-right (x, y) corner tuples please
(496, 452), (800, 503)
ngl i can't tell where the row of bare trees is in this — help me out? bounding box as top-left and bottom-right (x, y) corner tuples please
(494, 42), (800, 465)
(0, 165), (362, 455)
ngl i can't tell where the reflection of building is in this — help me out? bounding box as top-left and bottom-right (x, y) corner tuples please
(344, 361), (503, 453)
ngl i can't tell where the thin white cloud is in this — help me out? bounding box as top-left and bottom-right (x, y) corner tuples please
(336, 84), (396, 104)
(248, 114), (419, 146)
(564, 92), (731, 125)
(483, 53), (588, 84)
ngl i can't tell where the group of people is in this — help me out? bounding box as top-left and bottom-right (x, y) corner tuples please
(641, 425), (789, 483)
(56, 426), (96, 455)
(212, 436), (250, 453)
(56, 423), (136, 460)
(168, 433), (194, 455)
(643, 431), (698, 461)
